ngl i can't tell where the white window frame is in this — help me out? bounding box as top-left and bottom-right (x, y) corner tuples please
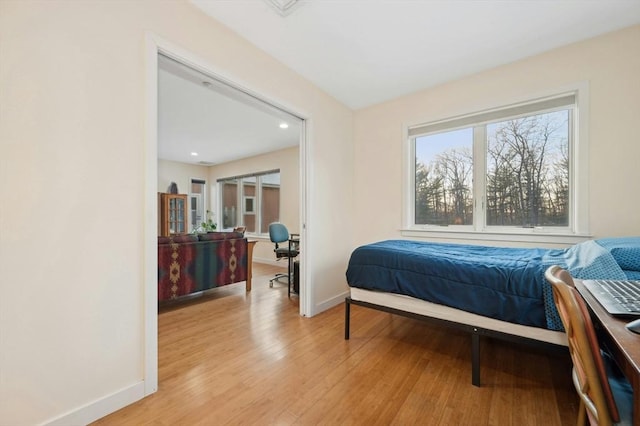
(189, 177), (206, 232)
(243, 196), (256, 214)
(217, 169), (280, 236)
(402, 84), (591, 245)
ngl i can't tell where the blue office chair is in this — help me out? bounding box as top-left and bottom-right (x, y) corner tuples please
(268, 222), (299, 296)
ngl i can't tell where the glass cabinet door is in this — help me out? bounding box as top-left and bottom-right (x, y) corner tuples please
(160, 193), (188, 236)
(170, 197), (185, 233)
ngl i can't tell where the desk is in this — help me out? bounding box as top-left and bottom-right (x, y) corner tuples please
(245, 240), (257, 291)
(575, 280), (640, 425)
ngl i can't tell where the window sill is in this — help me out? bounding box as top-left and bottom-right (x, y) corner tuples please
(400, 228), (592, 247)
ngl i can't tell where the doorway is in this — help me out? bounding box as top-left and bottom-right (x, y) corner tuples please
(144, 36), (309, 395)
(157, 51), (304, 272)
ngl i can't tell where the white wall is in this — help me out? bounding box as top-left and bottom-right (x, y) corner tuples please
(353, 25), (640, 248)
(208, 146), (300, 263)
(0, 1), (353, 424)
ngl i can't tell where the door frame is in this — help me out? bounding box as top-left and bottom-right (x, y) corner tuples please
(144, 32), (310, 395)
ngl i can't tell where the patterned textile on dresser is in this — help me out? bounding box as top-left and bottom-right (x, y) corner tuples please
(158, 233), (248, 301)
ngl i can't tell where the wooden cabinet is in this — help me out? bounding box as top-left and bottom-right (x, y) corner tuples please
(159, 193), (188, 236)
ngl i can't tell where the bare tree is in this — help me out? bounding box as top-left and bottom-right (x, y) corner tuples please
(415, 110), (568, 227)
(434, 148), (473, 224)
(487, 112), (568, 226)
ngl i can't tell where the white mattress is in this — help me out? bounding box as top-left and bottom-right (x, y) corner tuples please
(350, 287), (567, 346)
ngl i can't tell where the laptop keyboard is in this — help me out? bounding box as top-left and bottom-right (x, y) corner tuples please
(595, 279), (640, 313)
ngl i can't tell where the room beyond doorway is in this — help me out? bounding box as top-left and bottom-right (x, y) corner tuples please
(156, 52), (305, 283)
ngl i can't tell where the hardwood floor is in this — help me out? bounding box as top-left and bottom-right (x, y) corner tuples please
(92, 263), (578, 425)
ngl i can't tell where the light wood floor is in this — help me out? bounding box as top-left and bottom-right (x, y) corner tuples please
(92, 263), (578, 425)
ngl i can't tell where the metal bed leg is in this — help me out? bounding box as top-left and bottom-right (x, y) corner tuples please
(345, 298), (351, 340)
(471, 330), (480, 387)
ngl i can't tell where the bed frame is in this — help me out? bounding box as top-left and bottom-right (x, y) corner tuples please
(344, 287), (568, 386)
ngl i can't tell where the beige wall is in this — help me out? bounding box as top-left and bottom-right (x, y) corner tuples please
(0, 1), (353, 425)
(353, 25), (640, 248)
(208, 146), (300, 263)
(157, 159), (209, 200)
(4, 0), (636, 423)
(157, 159), (209, 233)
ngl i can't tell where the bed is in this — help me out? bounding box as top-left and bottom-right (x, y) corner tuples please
(344, 237), (640, 386)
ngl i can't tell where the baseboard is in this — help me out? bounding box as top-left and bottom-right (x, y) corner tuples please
(311, 289), (349, 317)
(43, 381), (146, 426)
(253, 257), (286, 267)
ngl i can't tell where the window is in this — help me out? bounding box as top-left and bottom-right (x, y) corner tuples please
(221, 179), (238, 229)
(244, 196), (256, 214)
(406, 91), (588, 238)
(190, 178), (206, 232)
(260, 172), (281, 234)
(218, 170), (280, 235)
(241, 176), (256, 231)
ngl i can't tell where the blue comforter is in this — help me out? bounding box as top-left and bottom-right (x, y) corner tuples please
(346, 239), (632, 331)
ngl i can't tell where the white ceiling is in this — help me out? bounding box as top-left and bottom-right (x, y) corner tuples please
(158, 55), (302, 165)
(161, 0), (640, 165)
(192, 0), (640, 109)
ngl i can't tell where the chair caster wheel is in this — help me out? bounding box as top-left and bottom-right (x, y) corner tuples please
(269, 282), (273, 288)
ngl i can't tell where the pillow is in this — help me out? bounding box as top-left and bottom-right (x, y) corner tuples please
(595, 237), (640, 271)
(158, 236), (172, 244)
(623, 270), (640, 280)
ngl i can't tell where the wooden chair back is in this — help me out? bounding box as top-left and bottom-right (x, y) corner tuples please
(545, 265), (620, 426)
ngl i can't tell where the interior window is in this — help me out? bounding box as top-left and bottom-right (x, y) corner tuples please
(190, 179), (206, 232)
(218, 170), (280, 235)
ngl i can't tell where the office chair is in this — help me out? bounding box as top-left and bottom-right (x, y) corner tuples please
(268, 222), (299, 297)
(545, 265), (633, 426)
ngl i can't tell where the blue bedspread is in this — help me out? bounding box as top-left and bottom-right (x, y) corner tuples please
(346, 239), (629, 331)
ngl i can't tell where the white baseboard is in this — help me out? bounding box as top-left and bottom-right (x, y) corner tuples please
(311, 289), (349, 317)
(253, 257), (287, 267)
(43, 381), (146, 426)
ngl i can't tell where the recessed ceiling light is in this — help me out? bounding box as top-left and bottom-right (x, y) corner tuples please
(279, 122), (289, 129)
(191, 152), (199, 156)
(202, 81), (212, 88)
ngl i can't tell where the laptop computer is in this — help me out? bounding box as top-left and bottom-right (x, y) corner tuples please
(581, 279), (640, 317)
